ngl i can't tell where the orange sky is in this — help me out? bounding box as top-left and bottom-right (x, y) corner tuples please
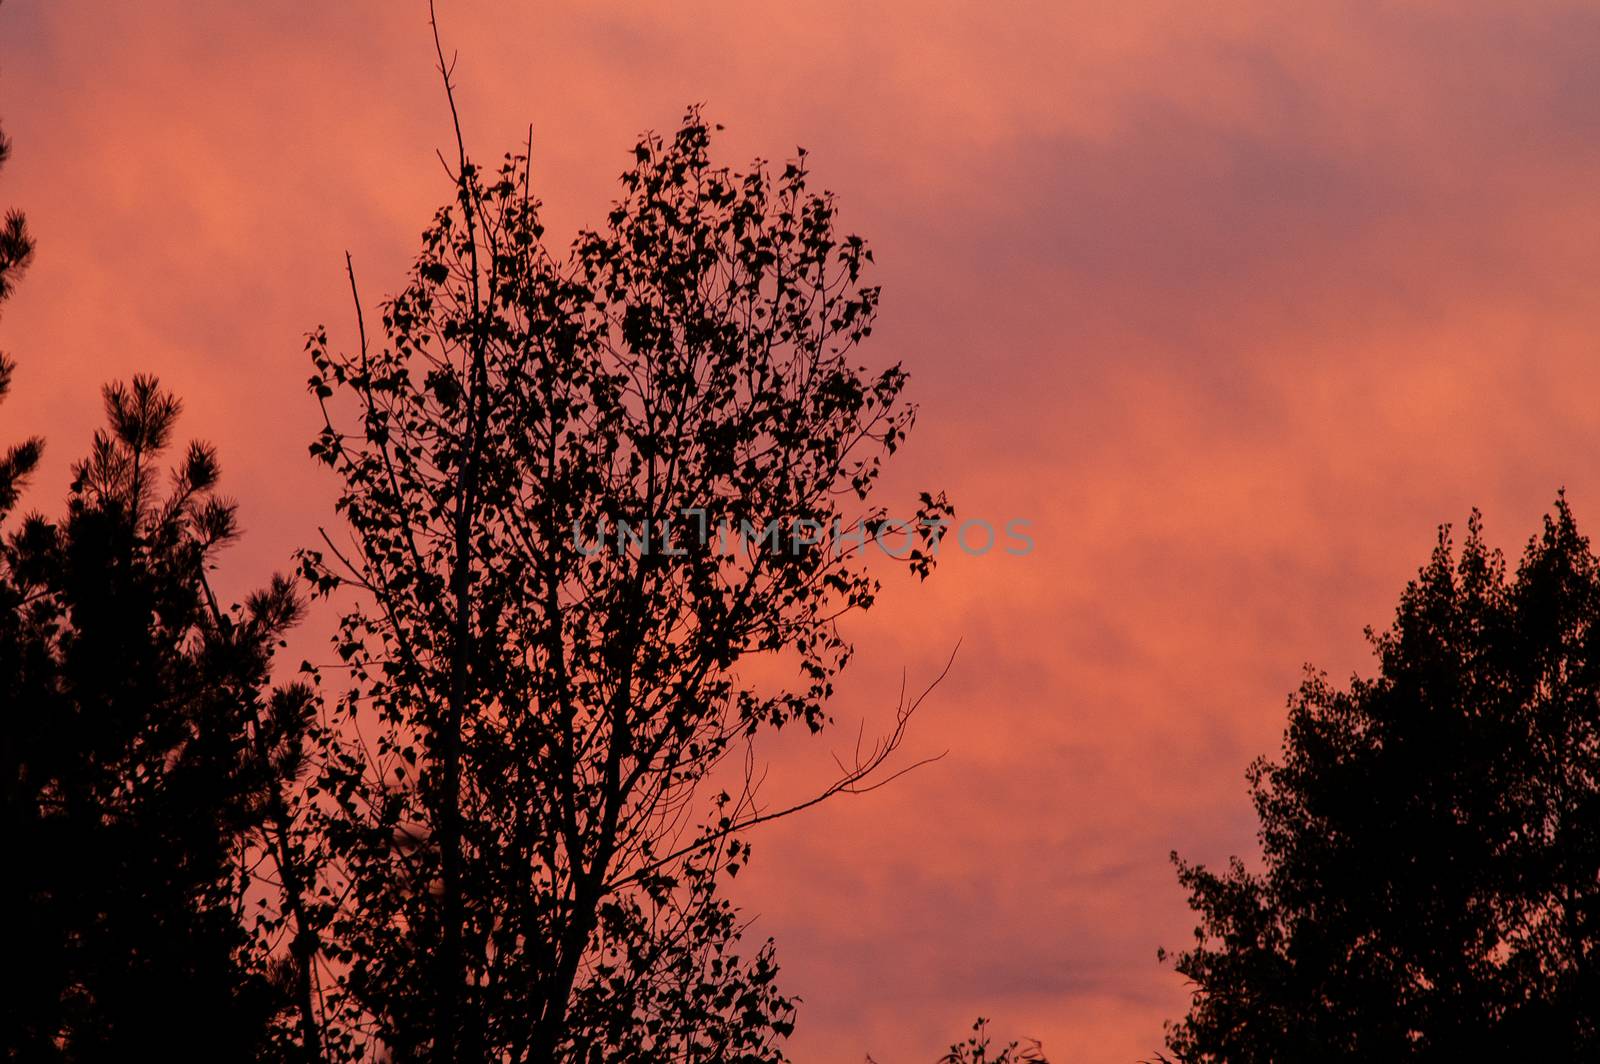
(6, 2), (1600, 1059)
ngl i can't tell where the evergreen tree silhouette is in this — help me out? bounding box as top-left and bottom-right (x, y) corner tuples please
(0, 116), (39, 513)
(2, 122), (315, 1057)
(3, 375), (314, 1059)
(0, 122), (32, 308)
(1162, 501), (1600, 1061)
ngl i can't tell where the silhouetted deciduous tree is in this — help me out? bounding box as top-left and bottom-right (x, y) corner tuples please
(294, 22), (952, 1059)
(1162, 500), (1600, 1062)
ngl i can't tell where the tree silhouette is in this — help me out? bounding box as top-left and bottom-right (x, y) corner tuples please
(0, 116), (39, 513)
(1161, 500), (1600, 1061)
(3, 113), (320, 1061)
(2, 374), (319, 1059)
(0, 121), (32, 308)
(293, 23), (952, 1059)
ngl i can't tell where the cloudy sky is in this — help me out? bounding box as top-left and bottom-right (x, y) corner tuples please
(6, 1), (1600, 1059)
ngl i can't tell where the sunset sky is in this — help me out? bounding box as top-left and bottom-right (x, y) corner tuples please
(6, 2), (1600, 1059)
